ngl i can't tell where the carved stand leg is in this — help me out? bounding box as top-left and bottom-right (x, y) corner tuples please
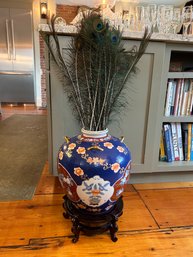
(71, 217), (80, 243)
(62, 201), (70, 219)
(109, 216), (118, 242)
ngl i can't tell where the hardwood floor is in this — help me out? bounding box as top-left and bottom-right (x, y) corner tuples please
(1, 162), (193, 256)
(1, 105), (193, 256)
(0, 103), (46, 120)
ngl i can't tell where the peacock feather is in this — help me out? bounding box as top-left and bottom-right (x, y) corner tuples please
(40, 11), (151, 131)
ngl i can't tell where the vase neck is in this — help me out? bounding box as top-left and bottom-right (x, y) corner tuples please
(81, 128), (108, 139)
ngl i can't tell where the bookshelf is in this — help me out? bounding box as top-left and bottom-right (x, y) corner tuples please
(157, 44), (193, 172)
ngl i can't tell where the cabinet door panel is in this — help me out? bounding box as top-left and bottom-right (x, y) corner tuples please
(109, 53), (152, 165)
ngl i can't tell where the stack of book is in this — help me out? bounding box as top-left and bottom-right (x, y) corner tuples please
(164, 79), (193, 116)
(160, 123), (193, 162)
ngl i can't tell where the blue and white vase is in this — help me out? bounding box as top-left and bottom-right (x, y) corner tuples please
(58, 128), (131, 214)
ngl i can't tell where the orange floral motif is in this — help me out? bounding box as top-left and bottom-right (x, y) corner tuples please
(59, 151), (64, 160)
(76, 147), (86, 155)
(99, 158), (105, 165)
(74, 167), (84, 176)
(68, 143), (76, 150)
(117, 146), (124, 153)
(92, 157), (100, 165)
(87, 157), (93, 164)
(111, 163), (120, 173)
(104, 142), (114, 149)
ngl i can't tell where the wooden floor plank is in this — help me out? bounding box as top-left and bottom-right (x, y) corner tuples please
(139, 188), (193, 228)
(0, 191), (157, 247)
(134, 182), (193, 190)
(35, 162), (64, 195)
(1, 227), (193, 257)
(35, 175), (64, 195)
(0, 195), (70, 246)
(120, 192), (158, 231)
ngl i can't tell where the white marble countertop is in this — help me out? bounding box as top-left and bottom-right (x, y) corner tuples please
(39, 23), (193, 44)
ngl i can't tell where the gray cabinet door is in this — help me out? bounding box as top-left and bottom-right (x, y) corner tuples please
(0, 8), (13, 71)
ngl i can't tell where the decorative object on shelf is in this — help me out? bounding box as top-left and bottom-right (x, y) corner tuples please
(70, 4), (119, 27)
(40, 11), (151, 241)
(54, 17), (67, 32)
(70, 5), (93, 26)
(40, 1), (48, 19)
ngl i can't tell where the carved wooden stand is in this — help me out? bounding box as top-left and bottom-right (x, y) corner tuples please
(62, 195), (123, 243)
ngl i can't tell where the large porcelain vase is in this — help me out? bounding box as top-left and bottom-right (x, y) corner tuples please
(58, 128), (131, 214)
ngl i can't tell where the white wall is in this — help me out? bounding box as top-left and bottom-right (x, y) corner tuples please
(33, 0), (56, 107)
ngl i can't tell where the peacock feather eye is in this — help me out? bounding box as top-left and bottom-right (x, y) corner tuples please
(111, 35), (118, 43)
(93, 18), (105, 32)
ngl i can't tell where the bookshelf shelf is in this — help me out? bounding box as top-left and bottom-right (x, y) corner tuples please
(157, 161), (193, 172)
(168, 72), (193, 79)
(163, 116), (193, 123)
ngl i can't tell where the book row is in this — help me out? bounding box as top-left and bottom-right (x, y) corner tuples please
(160, 123), (193, 162)
(164, 79), (193, 117)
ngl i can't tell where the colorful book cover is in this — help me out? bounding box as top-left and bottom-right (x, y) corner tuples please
(171, 123), (180, 161)
(163, 124), (173, 162)
(176, 123), (184, 161)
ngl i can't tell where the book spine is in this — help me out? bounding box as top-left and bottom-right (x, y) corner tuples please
(186, 80), (193, 115)
(190, 92), (193, 115)
(174, 79), (182, 116)
(171, 123), (180, 161)
(170, 80), (177, 115)
(168, 124), (175, 161)
(176, 123), (184, 161)
(181, 79), (190, 116)
(163, 124), (173, 162)
(190, 124), (193, 161)
(165, 80), (174, 117)
(187, 123), (192, 161)
(160, 130), (167, 161)
(178, 79), (184, 116)
(182, 123), (188, 161)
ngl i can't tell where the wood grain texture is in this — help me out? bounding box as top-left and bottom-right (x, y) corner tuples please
(35, 162), (64, 195)
(1, 153), (193, 256)
(134, 182), (193, 190)
(1, 227), (193, 257)
(0, 191), (158, 247)
(0, 195), (69, 246)
(139, 188), (193, 228)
